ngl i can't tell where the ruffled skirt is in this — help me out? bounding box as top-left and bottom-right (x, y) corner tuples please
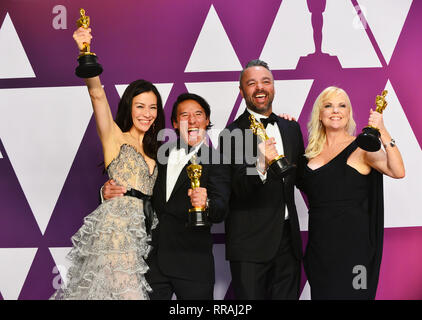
(50, 196), (157, 300)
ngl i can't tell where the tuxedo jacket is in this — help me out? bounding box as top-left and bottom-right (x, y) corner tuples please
(221, 110), (305, 263)
(149, 140), (231, 283)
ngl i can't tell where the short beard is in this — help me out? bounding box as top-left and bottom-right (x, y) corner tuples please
(244, 97), (273, 115)
(240, 86), (274, 115)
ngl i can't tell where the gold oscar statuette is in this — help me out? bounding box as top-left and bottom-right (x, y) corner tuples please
(75, 8), (103, 78)
(249, 114), (295, 179)
(356, 90), (388, 152)
(186, 154), (210, 227)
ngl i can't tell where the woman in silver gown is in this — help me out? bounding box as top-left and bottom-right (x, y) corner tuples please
(50, 26), (165, 300)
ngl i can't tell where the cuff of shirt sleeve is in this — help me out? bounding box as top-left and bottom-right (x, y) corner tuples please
(100, 186), (105, 203)
(256, 160), (267, 183)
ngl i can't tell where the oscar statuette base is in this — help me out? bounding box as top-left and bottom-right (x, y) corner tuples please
(356, 126), (381, 152)
(268, 155), (296, 179)
(187, 207), (210, 228)
(75, 54), (103, 78)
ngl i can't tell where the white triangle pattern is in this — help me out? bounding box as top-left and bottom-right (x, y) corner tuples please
(185, 81), (239, 147)
(0, 86), (94, 235)
(357, 0), (412, 64)
(381, 81), (422, 228)
(322, 0), (382, 68)
(49, 247), (73, 287)
(212, 244), (231, 300)
(272, 80), (314, 119)
(0, 2), (419, 302)
(295, 187), (309, 231)
(184, 5), (242, 72)
(260, 0), (314, 70)
(0, 13), (35, 79)
(234, 100), (247, 122)
(299, 281), (311, 300)
(115, 83), (174, 107)
(0, 248), (38, 300)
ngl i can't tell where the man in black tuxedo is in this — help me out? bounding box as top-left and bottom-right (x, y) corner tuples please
(103, 93), (230, 299)
(220, 59), (305, 299)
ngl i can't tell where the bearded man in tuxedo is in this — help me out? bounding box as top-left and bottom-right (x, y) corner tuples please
(221, 60), (305, 299)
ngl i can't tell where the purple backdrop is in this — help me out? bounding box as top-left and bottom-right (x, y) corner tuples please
(0, 0), (421, 300)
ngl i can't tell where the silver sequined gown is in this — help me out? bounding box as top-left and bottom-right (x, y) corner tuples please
(50, 144), (158, 300)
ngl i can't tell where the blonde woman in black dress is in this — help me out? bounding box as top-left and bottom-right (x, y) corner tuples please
(299, 86), (404, 299)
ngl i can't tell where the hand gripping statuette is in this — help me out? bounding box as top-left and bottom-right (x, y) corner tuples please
(186, 154), (210, 227)
(249, 114), (295, 179)
(356, 90), (388, 152)
(75, 8), (103, 78)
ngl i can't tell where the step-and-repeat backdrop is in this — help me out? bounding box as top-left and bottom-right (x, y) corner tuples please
(0, 0), (421, 300)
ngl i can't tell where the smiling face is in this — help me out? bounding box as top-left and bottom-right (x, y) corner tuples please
(319, 91), (351, 132)
(239, 66), (275, 116)
(173, 99), (210, 147)
(131, 91), (158, 133)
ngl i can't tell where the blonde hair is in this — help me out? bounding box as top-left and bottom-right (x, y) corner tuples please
(305, 86), (356, 159)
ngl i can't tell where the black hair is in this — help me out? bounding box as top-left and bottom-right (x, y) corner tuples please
(115, 79), (165, 159)
(170, 92), (213, 133)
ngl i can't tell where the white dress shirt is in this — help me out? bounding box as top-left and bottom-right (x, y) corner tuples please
(166, 140), (204, 202)
(247, 108), (289, 219)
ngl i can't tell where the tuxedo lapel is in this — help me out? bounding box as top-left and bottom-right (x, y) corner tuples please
(168, 162), (190, 201)
(157, 140), (176, 204)
(276, 118), (293, 162)
(236, 109), (252, 130)
(160, 162), (168, 203)
(236, 109), (262, 162)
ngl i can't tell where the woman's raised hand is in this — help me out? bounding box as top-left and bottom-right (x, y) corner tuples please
(73, 27), (92, 52)
(368, 108), (386, 133)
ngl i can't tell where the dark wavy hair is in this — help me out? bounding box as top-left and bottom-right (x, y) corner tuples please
(115, 79), (165, 159)
(170, 92), (213, 134)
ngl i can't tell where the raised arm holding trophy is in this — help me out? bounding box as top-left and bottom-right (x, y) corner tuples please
(75, 8), (103, 78)
(356, 90), (389, 152)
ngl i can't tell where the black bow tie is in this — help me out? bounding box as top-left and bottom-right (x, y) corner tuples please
(260, 113), (278, 128)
